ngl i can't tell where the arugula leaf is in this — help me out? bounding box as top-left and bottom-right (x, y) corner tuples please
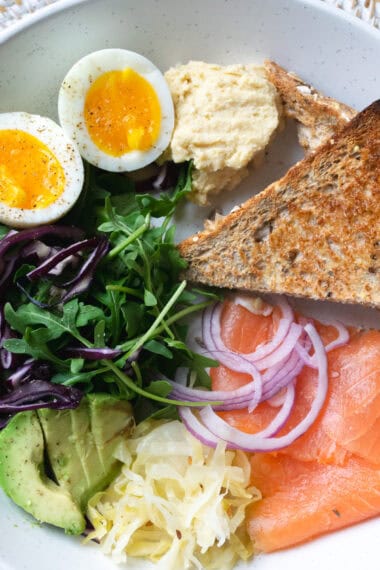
(93, 320), (106, 346)
(51, 367), (110, 387)
(76, 304), (105, 328)
(144, 339), (173, 359)
(4, 333), (66, 367)
(121, 302), (146, 338)
(164, 338), (193, 356)
(148, 405), (178, 421)
(144, 289), (157, 307)
(136, 162), (193, 218)
(2, 338), (30, 354)
(0, 224), (8, 239)
(70, 358), (85, 374)
(5, 300), (89, 345)
(145, 379), (172, 397)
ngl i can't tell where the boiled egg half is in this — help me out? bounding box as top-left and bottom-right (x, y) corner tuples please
(58, 49), (175, 172)
(0, 113), (84, 228)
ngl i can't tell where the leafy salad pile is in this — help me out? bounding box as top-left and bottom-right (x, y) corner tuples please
(0, 162), (220, 427)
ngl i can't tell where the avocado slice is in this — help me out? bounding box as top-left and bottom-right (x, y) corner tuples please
(0, 411), (85, 535)
(88, 393), (134, 469)
(37, 394), (134, 511)
(0, 395), (134, 535)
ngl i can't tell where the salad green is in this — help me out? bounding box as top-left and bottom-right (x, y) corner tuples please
(0, 161), (220, 425)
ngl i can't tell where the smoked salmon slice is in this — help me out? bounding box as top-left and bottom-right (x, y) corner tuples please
(210, 299), (380, 551)
(248, 453), (380, 552)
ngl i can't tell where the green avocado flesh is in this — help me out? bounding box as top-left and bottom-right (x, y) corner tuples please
(0, 395), (134, 534)
(0, 411), (85, 535)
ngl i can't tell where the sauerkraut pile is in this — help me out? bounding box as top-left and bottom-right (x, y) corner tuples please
(87, 420), (260, 570)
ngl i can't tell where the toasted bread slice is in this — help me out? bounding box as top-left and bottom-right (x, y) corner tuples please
(264, 61), (356, 153)
(178, 101), (380, 308)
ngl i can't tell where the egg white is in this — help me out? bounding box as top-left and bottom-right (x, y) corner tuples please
(58, 49), (175, 172)
(0, 112), (84, 228)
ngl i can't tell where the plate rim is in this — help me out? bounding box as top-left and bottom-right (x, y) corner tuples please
(0, 1), (379, 570)
(1, 0), (379, 47)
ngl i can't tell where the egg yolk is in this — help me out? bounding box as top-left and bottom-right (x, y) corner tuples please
(84, 68), (162, 157)
(0, 129), (66, 210)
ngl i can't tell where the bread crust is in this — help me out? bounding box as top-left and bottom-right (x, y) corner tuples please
(179, 101), (380, 308)
(264, 61), (356, 153)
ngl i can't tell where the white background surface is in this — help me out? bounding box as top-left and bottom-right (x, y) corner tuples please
(0, 1), (379, 569)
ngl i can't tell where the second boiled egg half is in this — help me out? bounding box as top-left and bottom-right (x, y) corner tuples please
(58, 49), (174, 172)
(0, 112), (84, 228)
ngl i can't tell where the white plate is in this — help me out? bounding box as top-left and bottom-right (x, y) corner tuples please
(0, 1), (379, 569)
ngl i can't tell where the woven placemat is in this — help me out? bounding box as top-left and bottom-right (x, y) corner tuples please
(0, 0), (54, 28)
(0, 0), (379, 30)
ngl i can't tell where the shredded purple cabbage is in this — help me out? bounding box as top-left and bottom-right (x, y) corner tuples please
(0, 225), (110, 309)
(63, 346), (122, 360)
(0, 354), (82, 428)
(60, 236), (109, 295)
(0, 257), (17, 297)
(18, 235), (109, 308)
(132, 162), (181, 193)
(0, 225), (85, 271)
(21, 240), (55, 263)
(6, 359), (52, 389)
(0, 379), (82, 420)
(0, 225), (87, 304)
(26, 237), (101, 281)
(0, 225), (108, 427)
(0, 304), (21, 370)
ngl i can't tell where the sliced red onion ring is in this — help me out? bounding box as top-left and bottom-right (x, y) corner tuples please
(199, 382), (296, 446)
(179, 407), (222, 448)
(170, 347), (301, 412)
(320, 320), (350, 353)
(250, 323), (303, 370)
(261, 347), (305, 400)
(170, 338), (303, 413)
(231, 293), (273, 316)
(251, 384), (296, 436)
(182, 323), (328, 452)
(169, 350), (262, 412)
(179, 384), (295, 451)
(296, 320), (349, 368)
(295, 341), (316, 368)
(170, 385), (256, 412)
(203, 298), (296, 371)
(173, 367), (190, 386)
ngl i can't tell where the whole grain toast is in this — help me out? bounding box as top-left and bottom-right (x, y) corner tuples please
(178, 101), (380, 308)
(264, 61), (357, 153)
